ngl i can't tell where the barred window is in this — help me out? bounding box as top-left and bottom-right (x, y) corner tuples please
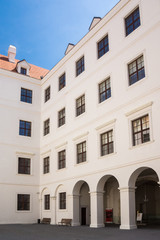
(58, 108), (65, 127)
(76, 95), (85, 116)
(17, 194), (30, 211)
(76, 56), (84, 76)
(101, 130), (114, 156)
(44, 194), (50, 210)
(18, 157), (30, 175)
(128, 55), (145, 85)
(44, 119), (50, 136)
(45, 86), (50, 102)
(99, 78), (111, 103)
(125, 7), (140, 36)
(98, 35), (109, 59)
(43, 156), (50, 174)
(77, 141), (86, 164)
(59, 192), (66, 209)
(58, 150), (66, 169)
(132, 115), (150, 146)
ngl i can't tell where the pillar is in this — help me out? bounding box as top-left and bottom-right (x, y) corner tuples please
(69, 194), (80, 226)
(90, 191), (104, 228)
(50, 196), (56, 225)
(119, 187), (137, 229)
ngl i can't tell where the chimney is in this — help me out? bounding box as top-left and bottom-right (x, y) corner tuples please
(8, 45), (16, 63)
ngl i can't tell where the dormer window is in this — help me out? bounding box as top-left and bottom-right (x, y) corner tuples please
(16, 60), (31, 76)
(21, 67), (27, 75)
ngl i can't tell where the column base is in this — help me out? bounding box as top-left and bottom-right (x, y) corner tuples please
(120, 224), (137, 230)
(90, 223), (105, 228)
(72, 222), (80, 226)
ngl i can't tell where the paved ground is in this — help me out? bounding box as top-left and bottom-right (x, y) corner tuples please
(0, 224), (160, 240)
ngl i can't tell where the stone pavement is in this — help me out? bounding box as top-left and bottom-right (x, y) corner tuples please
(0, 224), (160, 240)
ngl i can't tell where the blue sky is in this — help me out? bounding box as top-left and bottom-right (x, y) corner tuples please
(0, 0), (119, 70)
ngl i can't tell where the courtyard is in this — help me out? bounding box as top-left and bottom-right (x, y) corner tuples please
(0, 224), (159, 240)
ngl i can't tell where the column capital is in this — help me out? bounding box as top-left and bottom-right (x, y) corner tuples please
(89, 191), (105, 196)
(118, 187), (137, 192)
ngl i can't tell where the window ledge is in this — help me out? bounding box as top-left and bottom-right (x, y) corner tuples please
(56, 168), (67, 172)
(98, 152), (117, 160)
(129, 140), (154, 150)
(74, 161), (88, 167)
(16, 174), (33, 177)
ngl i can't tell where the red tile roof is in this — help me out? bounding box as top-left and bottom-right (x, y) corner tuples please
(0, 54), (49, 80)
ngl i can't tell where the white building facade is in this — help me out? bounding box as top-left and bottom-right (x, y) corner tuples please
(0, 0), (160, 230)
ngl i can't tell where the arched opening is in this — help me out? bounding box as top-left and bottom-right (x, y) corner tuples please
(72, 180), (90, 226)
(135, 168), (160, 225)
(97, 175), (120, 227)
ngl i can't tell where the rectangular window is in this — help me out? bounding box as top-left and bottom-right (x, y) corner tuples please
(43, 156), (50, 174)
(18, 157), (30, 175)
(45, 86), (50, 102)
(77, 141), (86, 164)
(58, 108), (65, 127)
(17, 194), (30, 211)
(128, 55), (145, 85)
(58, 150), (66, 169)
(59, 192), (66, 209)
(101, 130), (114, 156)
(132, 115), (150, 146)
(98, 35), (109, 59)
(21, 88), (32, 104)
(76, 95), (85, 117)
(99, 78), (111, 103)
(44, 194), (50, 210)
(21, 67), (27, 75)
(125, 7), (140, 36)
(44, 118), (50, 136)
(76, 56), (84, 76)
(59, 73), (66, 91)
(19, 120), (31, 137)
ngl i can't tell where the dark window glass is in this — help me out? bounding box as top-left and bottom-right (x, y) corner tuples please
(44, 194), (50, 210)
(76, 56), (85, 76)
(132, 115), (150, 146)
(17, 194), (30, 211)
(18, 157), (30, 175)
(43, 156), (50, 174)
(98, 35), (109, 59)
(58, 108), (65, 127)
(21, 68), (27, 75)
(77, 141), (86, 164)
(59, 73), (66, 91)
(76, 95), (85, 117)
(21, 88), (32, 104)
(58, 150), (66, 169)
(19, 120), (31, 137)
(99, 78), (111, 103)
(125, 7), (140, 36)
(128, 55), (145, 85)
(45, 86), (50, 102)
(101, 130), (114, 156)
(44, 119), (50, 136)
(59, 192), (66, 209)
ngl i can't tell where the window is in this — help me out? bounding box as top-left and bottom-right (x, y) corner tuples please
(77, 141), (86, 164)
(76, 56), (84, 76)
(18, 157), (30, 175)
(43, 156), (50, 174)
(59, 73), (66, 91)
(98, 35), (109, 59)
(44, 119), (50, 136)
(58, 150), (66, 169)
(101, 130), (114, 156)
(76, 95), (85, 116)
(21, 88), (32, 104)
(128, 55), (145, 85)
(19, 120), (31, 137)
(45, 86), (50, 102)
(99, 78), (111, 103)
(21, 67), (27, 75)
(125, 7), (140, 36)
(58, 108), (65, 127)
(59, 192), (66, 209)
(132, 115), (150, 146)
(44, 194), (50, 210)
(17, 194), (30, 211)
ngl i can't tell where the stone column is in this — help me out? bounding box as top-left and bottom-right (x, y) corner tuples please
(50, 196), (56, 225)
(119, 187), (137, 229)
(90, 191), (104, 228)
